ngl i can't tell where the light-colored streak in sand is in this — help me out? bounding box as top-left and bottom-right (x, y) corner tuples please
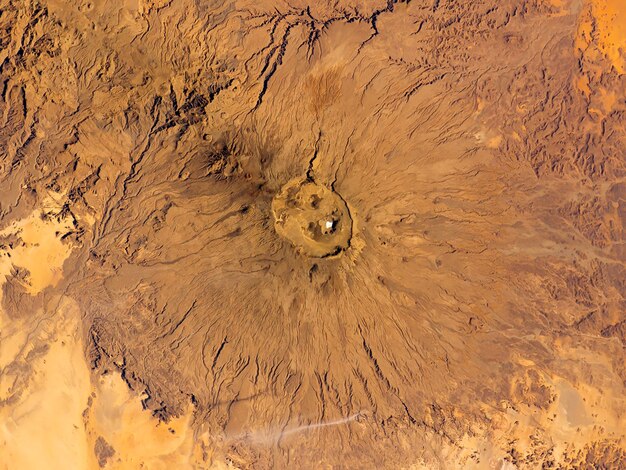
(226, 412), (364, 446)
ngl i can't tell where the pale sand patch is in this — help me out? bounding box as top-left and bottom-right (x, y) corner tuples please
(0, 196), (75, 377)
(0, 295), (224, 470)
(0, 326), (27, 371)
(0, 198), (74, 302)
(576, 0), (626, 74)
(86, 373), (198, 469)
(0, 298), (96, 470)
(591, 0), (626, 73)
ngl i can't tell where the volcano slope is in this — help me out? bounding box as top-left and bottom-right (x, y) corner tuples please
(1, 0), (625, 468)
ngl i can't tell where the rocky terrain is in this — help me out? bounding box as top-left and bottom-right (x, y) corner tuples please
(0, 0), (625, 468)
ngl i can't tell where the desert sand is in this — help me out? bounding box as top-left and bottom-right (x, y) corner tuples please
(0, 0), (625, 468)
